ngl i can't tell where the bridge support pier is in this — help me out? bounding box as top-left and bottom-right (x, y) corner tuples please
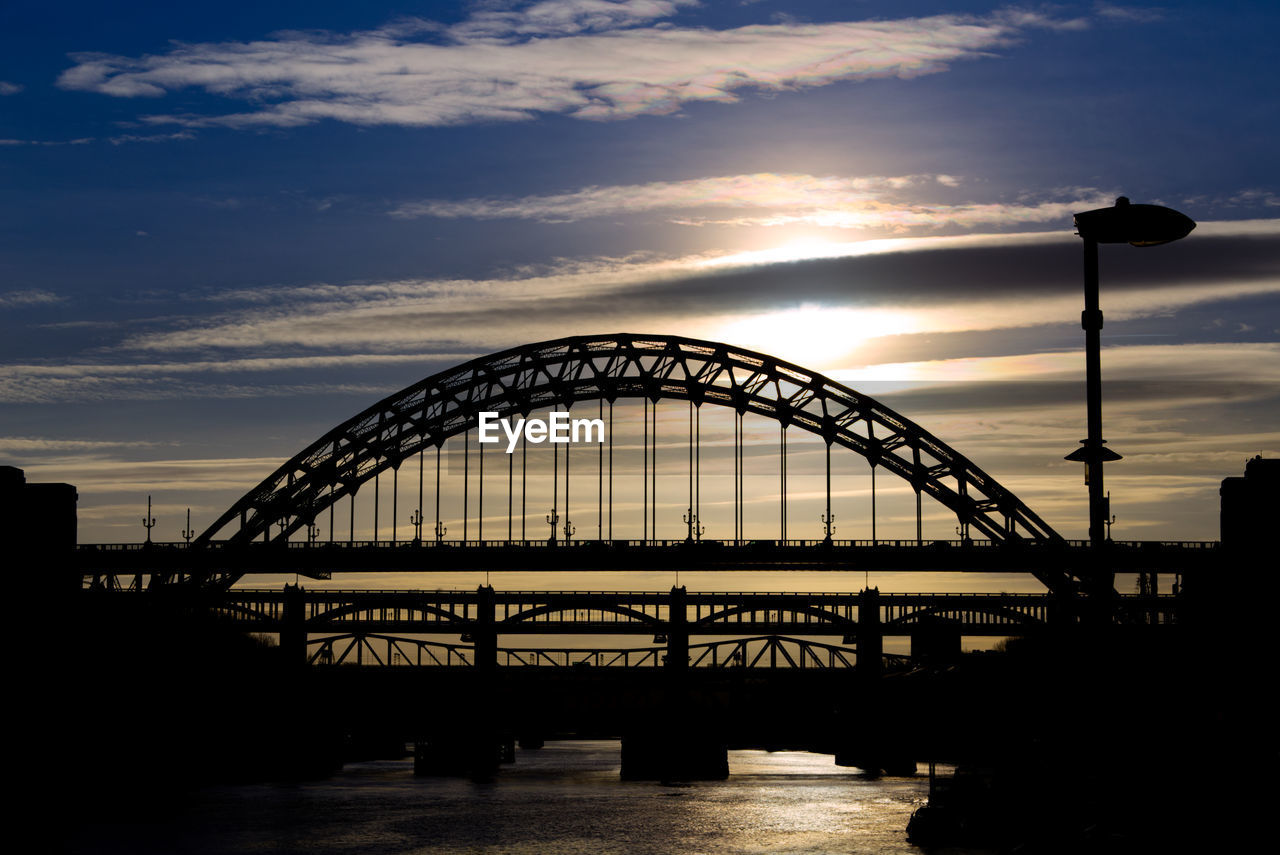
(474, 584), (497, 672)
(280, 583), (307, 667)
(833, 587), (916, 775)
(621, 586), (728, 781)
(413, 585), (506, 777)
(665, 585), (688, 673)
(857, 587), (882, 679)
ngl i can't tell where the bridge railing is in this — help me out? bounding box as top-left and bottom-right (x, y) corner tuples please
(76, 538), (1221, 551)
(306, 632), (875, 670)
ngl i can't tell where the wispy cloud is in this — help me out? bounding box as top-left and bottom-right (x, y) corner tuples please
(57, 5), (1085, 128)
(0, 289), (65, 308)
(2, 219), (1270, 405)
(21, 457), (291, 494)
(108, 130), (195, 145)
(390, 172), (1114, 232)
(0, 138), (94, 147)
(0, 81), (22, 95)
(448, 0), (699, 40)
(0, 437), (166, 454)
(0, 353), (477, 404)
(1093, 3), (1165, 24)
(109, 220), (1278, 355)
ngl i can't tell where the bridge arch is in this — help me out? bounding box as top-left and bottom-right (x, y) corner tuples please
(886, 604), (1046, 630)
(308, 600), (465, 627)
(692, 603), (856, 632)
(500, 603), (661, 629)
(198, 333), (1073, 592)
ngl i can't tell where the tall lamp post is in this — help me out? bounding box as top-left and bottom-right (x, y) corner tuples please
(1068, 197), (1194, 595)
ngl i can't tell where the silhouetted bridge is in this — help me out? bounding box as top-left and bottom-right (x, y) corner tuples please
(94, 585), (1181, 671)
(77, 538), (1216, 583)
(58, 333), (1226, 777)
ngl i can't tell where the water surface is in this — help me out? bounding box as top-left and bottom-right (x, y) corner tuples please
(69, 741), (941, 854)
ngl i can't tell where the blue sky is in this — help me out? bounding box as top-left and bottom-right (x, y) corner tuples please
(2, 1), (1277, 561)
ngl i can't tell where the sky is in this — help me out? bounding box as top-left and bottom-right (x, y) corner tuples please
(2, 0), (1278, 582)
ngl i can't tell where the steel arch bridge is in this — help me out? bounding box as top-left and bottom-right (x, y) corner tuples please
(198, 333), (1075, 592)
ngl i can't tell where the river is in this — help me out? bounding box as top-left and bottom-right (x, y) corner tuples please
(65, 740), (957, 854)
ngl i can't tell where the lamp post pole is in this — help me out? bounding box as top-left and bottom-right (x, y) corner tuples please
(1080, 234), (1114, 552)
(1069, 196), (1194, 603)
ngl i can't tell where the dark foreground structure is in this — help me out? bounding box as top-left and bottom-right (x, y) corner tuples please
(9, 326), (1276, 850)
(905, 455), (1279, 850)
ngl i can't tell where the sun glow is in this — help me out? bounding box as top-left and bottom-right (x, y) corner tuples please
(717, 304), (919, 368)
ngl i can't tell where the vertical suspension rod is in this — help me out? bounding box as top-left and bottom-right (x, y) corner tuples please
(598, 397), (603, 541)
(508, 429), (514, 542)
(608, 399), (614, 540)
(521, 428), (527, 541)
(871, 463), (877, 545)
(643, 398), (649, 541)
(825, 440), (832, 541)
(780, 424), (787, 542)
(468, 427), (473, 540)
(565, 405), (571, 540)
(688, 400), (694, 527)
(650, 398), (658, 539)
(552, 407), (559, 540)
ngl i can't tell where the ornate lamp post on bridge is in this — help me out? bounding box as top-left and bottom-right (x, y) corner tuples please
(546, 507), (559, 544)
(142, 495), (155, 544)
(1068, 197), (1193, 595)
(683, 507), (704, 543)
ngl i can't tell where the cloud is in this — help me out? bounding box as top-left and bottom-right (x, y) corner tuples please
(0, 138), (94, 147)
(7, 219), (1276, 404)
(108, 131), (195, 145)
(71, 220), (1280, 361)
(57, 6), (1080, 128)
(0, 289), (65, 309)
(1093, 3), (1165, 24)
(20, 457), (290, 495)
(0, 437), (165, 454)
(390, 172), (1116, 232)
(0, 81), (22, 95)
(0, 351), (482, 404)
(839, 343), (1280, 402)
(448, 0), (699, 40)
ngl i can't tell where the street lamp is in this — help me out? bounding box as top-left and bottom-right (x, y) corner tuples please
(1068, 197), (1194, 572)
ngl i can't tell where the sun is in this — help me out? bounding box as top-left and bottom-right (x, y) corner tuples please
(716, 304), (918, 369)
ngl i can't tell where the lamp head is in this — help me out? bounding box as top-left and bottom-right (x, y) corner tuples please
(1074, 196), (1195, 246)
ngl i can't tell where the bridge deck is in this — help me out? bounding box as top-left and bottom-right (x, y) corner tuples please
(74, 538), (1219, 576)
(98, 586), (1179, 637)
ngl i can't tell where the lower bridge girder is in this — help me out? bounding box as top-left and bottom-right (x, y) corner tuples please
(89, 585), (1180, 672)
